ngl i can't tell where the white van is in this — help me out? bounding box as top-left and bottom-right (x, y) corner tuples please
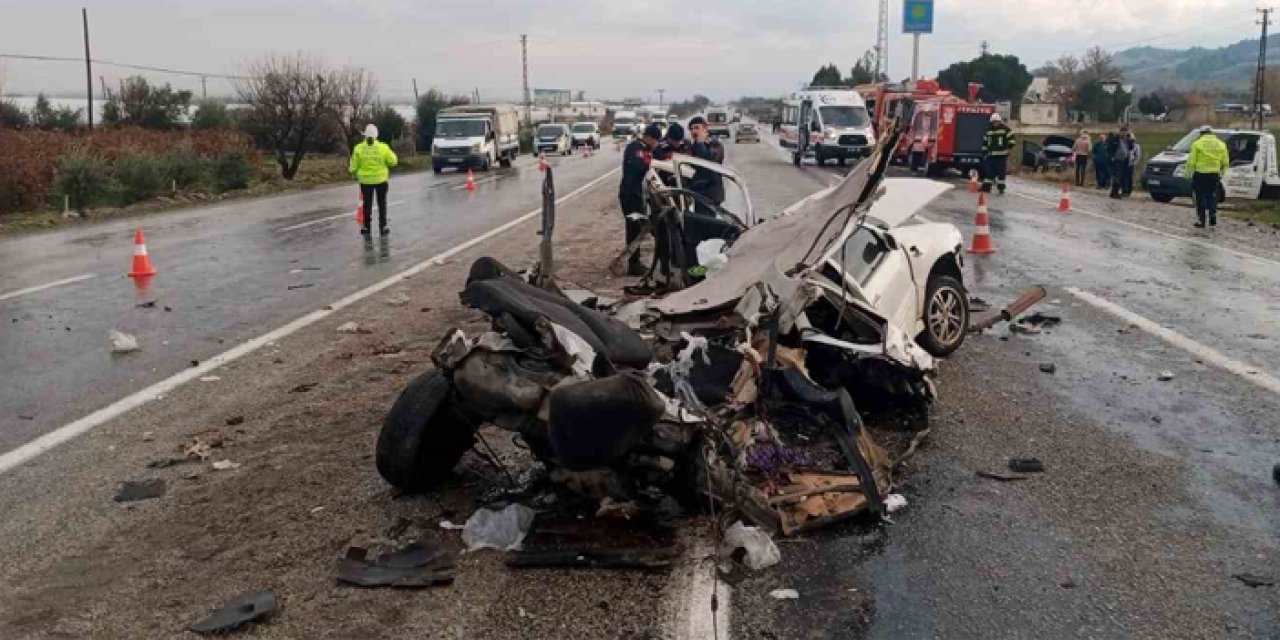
(1141, 128), (1280, 202)
(779, 88), (876, 166)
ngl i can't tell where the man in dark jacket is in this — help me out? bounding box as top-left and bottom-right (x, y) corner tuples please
(980, 113), (1014, 194)
(653, 122), (690, 161)
(687, 116), (726, 210)
(618, 123), (662, 275)
(1109, 127), (1134, 199)
(1092, 132), (1111, 189)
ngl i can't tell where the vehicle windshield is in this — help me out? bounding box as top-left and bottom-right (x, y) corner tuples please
(1171, 130), (1229, 153)
(437, 119), (486, 137)
(739, 124), (757, 131)
(708, 112), (728, 123)
(572, 123), (594, 132)
(819, 105), (870, 128)
(616, 117), (636, 125)
(537, 125), (564, 137)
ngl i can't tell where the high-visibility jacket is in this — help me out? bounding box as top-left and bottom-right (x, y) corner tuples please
(982, 123), (1014, 156)
(349, 139), (398, 185)
(1186, 132), (1229, 176)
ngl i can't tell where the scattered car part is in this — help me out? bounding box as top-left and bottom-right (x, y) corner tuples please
(190, 590), (277, 635)
(968, 286), (1048, 332)
(336, 542), (456, 588)
(507, 547), (677, 570)
(114, 479), (165, 502)
(1008, 457), (1045, 473)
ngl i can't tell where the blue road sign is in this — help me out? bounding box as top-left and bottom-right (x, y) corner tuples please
(903, 0), (934, 34)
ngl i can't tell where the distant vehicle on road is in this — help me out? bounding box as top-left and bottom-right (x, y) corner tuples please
(734, 123), (760, 143)
(536, 124), (573, 156)
(571, 122), (600, 149)
(1142, 128), (1280, 203)
(613, 111), (640, 138)
(779, 87), (876, 166)
(432, 104), (520, 173)
(706, 108), (732, 138)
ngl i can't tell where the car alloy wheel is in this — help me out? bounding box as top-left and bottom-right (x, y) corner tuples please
(926, 283), (966, 352)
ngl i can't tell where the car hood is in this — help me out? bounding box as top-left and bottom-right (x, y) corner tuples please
(1148, 150), (1186, 165)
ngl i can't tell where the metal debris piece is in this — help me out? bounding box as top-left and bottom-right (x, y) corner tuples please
(1233, 573), (1275, 588)
(1157, 371), (1175, 381)
(1008, 457), (1045, 473)
(1039, 363), (1056, 374)
(769, 589), (800, 600)
(976, 470), (1029, 482)
(507, 547), (676, 570)
(336, 542), (456, 588)
(190, 590), (277, 634)
(114, 478), (166, 502)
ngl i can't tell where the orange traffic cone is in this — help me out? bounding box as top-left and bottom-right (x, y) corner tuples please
(538, 151), (547, 172)
(584, 144), (592, 158)
(465, 168), (477, 192)
(355, 190), (365, 227)
(128, 228), (158, 277)
(968, 170), (979, 193)
(1057, 182), (1071, 212)
(968, 194), (997, 254)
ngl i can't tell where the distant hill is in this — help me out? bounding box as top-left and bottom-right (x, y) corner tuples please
(1115, 38), (1280, 95)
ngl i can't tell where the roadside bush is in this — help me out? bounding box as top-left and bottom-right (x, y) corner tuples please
(0, 100), (29, 129)
(163, 144), (210, 189)
(191, 99), (230, 131)
(52, 150), (113, 213)
(113, 153), (169, 204)
(214, 151), (253, 193)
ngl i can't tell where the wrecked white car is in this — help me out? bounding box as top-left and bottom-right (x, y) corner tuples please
(376, 129), (966, 534)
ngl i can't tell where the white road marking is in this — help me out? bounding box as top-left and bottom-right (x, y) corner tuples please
(0, 167), (620, 475)
(1012, 191), (1280, 268)
(277, 200), (406, 232)
(1066, 287), (1280, 396)
(0, 274), (97, 302)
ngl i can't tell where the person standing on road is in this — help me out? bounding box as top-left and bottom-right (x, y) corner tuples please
(618, 123), (661, 275)
(349, 124), (398, 236)
(1186, 125), (1229, 228)
(1125, 134), (1142, 197)
(980, 113), (1014, 194)
(687, 116), (726, 211)
(1093, 132), (1111, 189)
(1108, 127), (1134, 199)
(1072, 130), (1092, 187)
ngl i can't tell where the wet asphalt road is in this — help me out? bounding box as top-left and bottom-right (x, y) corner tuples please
(0, 149), (617, 452)
(728, 132), (1280, 638)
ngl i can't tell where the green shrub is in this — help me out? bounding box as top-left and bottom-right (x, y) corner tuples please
(163, 149), (210, 189)
(52, 150), (113, 212)
(113, 153), (168, 204)
(214, 151), (253, 193)
(191, 100), (230, 131)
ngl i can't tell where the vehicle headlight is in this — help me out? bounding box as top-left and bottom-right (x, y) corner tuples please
(1172, 163), (1186, 178)
(825, 129), (839, 141)
(471, 143), (481, 153)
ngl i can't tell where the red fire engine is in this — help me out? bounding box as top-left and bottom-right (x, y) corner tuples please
(902, 83), (997, 176)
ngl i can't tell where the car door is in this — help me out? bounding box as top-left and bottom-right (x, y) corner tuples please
(1224, 133), (1262, 199)
(824, 225), (917, 329)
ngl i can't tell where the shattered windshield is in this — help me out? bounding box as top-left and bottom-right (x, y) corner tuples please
(819, 106), (870, 128)
(437, 119), (486, 137)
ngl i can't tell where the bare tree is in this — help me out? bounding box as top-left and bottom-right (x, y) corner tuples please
(1080, 47), (1121, 84)
(236, 55), (343, 180)
(1045, 55), (1082, 113)
(334, 66), (378, 145)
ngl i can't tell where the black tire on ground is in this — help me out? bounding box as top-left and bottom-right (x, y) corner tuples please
(918, 274), (969, 357)
(375, 370), (479, 492)
(1151, 193), (1174, 203)
(499, 153), (512, 168)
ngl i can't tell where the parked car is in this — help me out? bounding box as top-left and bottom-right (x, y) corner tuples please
(734, 123), (761, 143)
(536, 124), (573, 156)
(571, 122), (601, 149)
(1020, 135), (1074, 173)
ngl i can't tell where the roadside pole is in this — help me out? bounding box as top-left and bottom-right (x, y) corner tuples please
(902, 0), (933, 81)
(912, 33), (920, 80)
(82, 7), (92, 128)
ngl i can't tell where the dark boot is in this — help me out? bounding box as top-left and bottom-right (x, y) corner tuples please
(624, 217), (646, 276)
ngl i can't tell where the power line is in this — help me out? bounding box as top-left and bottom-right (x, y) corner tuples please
(0, 52), (248, 80)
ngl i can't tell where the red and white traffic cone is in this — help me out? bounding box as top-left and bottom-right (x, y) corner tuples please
(538, 151), (547, 172)
(465, 168), (477, 192)
(354, 190), (365, 227)
(968, 170), (979, 193)
(1058, 182), (1071, 213)
(584, 143), (592, 158)
(968, 193), (997, 254)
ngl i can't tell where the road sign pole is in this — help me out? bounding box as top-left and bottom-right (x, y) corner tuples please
(912, 33), (920, 80)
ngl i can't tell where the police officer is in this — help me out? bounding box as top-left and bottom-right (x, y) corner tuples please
(349, 123), (399, 235)
(981, 113), (1014, 194)
(653, 122), (690, 161)
(618, 123), (662, 275)
(687, 116), (725, 211)
(1185, 125), (1229, 228)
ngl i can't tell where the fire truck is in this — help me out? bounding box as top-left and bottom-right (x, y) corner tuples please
(902, 84), (996, 177)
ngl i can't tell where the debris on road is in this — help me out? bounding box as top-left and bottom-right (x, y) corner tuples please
(337, 321), (371, 334)
(884, 493), (908, 514)
(108, 329), (140, 354)
(182, 437), (213, 461)
(1039, 363), (1057, 374)
(289, 382), (318, 393)
(969, 286), (1048, 332)
(212, 460), (241, 471)
(1233, 573), (1275, 588)
(968, 296), (992, 312)
(336, 542), (456, 588)
(439, 520), (465, 531)
(135, 300), (157, 309)
(722, 520), (781, 571)
(114, 478), (166, 502)
(461, 504), (536, 552)
(1009, 457), (1045, 473)
(507, 547), (677, 570)
(769, 588), (800, 600)
(384, 292), (411, 306)
(1158, 371), (1175, 381)
(1272, 464), (1279, 485)
(1010, 311), (1063, 335)
(977, 470), (1030, 482)
(190, 590), (277, 635)
(226, 416), (245, 426)
(287, 283), (314, 290)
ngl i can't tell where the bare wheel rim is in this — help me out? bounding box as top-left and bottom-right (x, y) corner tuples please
(928, 287), (964, 346)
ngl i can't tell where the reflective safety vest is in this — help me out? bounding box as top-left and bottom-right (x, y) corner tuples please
(983, 124), (1014, 156)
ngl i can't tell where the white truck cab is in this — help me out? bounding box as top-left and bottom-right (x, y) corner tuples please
(613, 111), (640, 138)
(779, 87), (877, 167)
(1142, 128), (1280, 202)
(432, 104), (520, 174)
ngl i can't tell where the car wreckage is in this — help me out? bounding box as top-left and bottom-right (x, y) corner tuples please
(376, 128), (970, 534)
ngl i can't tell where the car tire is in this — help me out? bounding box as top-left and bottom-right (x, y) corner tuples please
(792, 152), (802, 167)
(375, 370), (479, 493)
(1151, 193), (1174, 203)
(919, 274), (968, 357)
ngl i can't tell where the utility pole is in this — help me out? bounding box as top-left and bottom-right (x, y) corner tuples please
(200, 75), (207, 101)
(520, 34), (532, 124)
(873, 0), (888, 81)
(1255, 8), (1273, 129)
(656, 89), (665, 108)
(980, 40), (990, 57)
(412, 78), (420, 103)
(82, 7), (93, 128)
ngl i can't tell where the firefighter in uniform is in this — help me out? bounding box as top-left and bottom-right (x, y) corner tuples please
(653, 122), (690, 161)
(981, 113), (1014, 194)
(618, 123), (662, 275)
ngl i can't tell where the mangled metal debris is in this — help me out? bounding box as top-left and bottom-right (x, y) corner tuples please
(336, 542), (456, 588)
(374, 129), (968, 539)
(190, 590), (277, 635)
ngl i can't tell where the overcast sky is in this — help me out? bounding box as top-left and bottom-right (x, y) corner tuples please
(0, 0), (1263, 103)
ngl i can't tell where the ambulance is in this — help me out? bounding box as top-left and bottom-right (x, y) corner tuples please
(779, 87), (876, 166)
